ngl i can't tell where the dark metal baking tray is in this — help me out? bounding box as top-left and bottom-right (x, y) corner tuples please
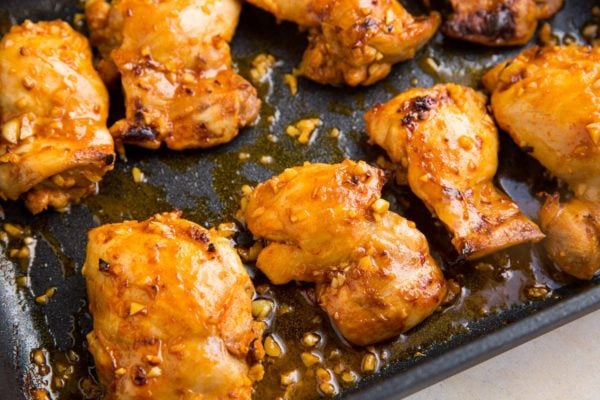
(0, 0), (598, 399)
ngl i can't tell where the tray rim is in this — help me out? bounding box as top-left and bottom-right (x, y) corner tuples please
(1, 1), (598, 399)
(345, 283), (600, 399)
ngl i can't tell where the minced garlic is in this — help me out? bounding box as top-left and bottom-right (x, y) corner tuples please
(286, 118), (322, 145)
(250, 53), (276, 83)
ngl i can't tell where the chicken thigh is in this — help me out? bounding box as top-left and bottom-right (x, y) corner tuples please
(483, 44), (600, 279)
(365, 83), (544, 259)
(244, 161), (446, 345)
(84, 212), (263, 399)
(425, 0), (563, 46)
(0, 20), (114, 214)
(85, 0), (260, 150)
(539, 197), (600, 280)
(246, 0), (441, 86)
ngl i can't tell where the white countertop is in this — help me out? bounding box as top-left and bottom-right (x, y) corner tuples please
(405, 309), (600, 400)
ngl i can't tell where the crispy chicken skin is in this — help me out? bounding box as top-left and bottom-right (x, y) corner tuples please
(425, 0), (563, 46)
(83, 212), (263, 399)
(85, 0), (260, 150)
(244, 161), (446, 345)
(483, 45), (600, 279)
(246, 0), (441, 86)
(365, 83), (544, 259)
(0, 20), (114, 214)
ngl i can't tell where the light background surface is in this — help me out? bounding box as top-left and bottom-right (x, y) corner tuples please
(405, 309), (600, 400)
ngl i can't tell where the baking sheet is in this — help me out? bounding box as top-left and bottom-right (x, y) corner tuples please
(0, 0), (599, 399)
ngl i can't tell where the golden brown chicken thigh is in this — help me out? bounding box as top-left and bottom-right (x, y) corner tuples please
(0, 20), (114, 214)
(483, 45), (600, 202)
(85, 0), (260, 150)
(425, 0), (562, 46)
(84, 212), (263, 399)
(246, 0), (441, 86)
(244, 161), (446, 345)
(365, 83), (544, 259)
(483, 44), (600, 279)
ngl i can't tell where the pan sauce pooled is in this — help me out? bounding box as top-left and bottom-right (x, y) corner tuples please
(85, 0), (260, 150)
(0, 20), (115, 214)
(243, 160), (447, 346)
(83, 212), (264, 399)
(365, 83), (544, 259)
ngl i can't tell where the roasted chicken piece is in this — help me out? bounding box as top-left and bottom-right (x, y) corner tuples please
(85, 0), (260, 150)
(0, 20), (114, 214)
(245, 0), (441, 86)
(483, 44), (600, 279)
(425, 0), (563, 46)
(365, 83), (544, 259)
(83, 212), (263, 399)
(244, 161), (446, 345)
(483, 45), (600, 203)
(539, 197), (600, 280)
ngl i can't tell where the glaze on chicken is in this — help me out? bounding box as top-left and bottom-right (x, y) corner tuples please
(483, 45), (600, 279)
(245, 0), (441, 86)
(84, 212), (263, 399)
(539, 197), (600, 280)
(425, 0), (563, 46)
(0, 20), (115, 214)
(244, 161), (446, 346)
(365, 83), (544, 259)
(85, 0), (260, 150)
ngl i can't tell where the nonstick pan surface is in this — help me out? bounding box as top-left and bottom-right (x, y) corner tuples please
(0, 1), (599, 399)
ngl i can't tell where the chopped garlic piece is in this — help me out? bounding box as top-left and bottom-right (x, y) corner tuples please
(129, 302), (146, 315)
(2, 119), (20, 144)
(286, 118), (322, 145)
(250, 53), (276, 82)
(132, 167), (146, 183)
(284, 73), (298, 96)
